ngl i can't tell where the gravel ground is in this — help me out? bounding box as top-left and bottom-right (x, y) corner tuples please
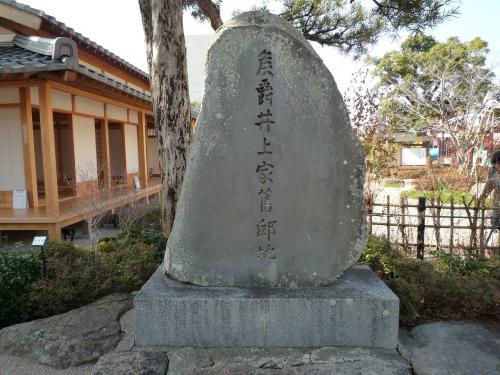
(0, 354), (95, 375)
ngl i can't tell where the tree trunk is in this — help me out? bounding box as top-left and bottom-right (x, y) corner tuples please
(139, 0), (192, 236)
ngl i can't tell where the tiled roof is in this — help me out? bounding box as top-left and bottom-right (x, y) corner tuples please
(0, 0), (149, 80)
(0, 34), (78, 72)
(0, 34), (152, 102)
(0, 44), (73, 73)
(76, 63), (151, 101)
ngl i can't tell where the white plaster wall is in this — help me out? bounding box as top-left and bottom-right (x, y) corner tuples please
(124, 124), (139, 173)
(0, 108), (25, 190)
(30, 86), (39, 105)
(0, 87), (19, 104)
(52, 89), (72, 111)
(107, 104), (128, 122)
(72, 115), (98, 182)
(129, 110), (139, 124)
(147, 137), (160, 175)
(75, 96), (104, 117)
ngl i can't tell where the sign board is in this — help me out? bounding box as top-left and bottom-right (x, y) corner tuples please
(12, 190), (28, 209)
(443, 157), (452, 165)
(401, 147), (427, 166)
(32, 236), (47, 246)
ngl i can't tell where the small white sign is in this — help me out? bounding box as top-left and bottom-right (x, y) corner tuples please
(13, 190), (28, 209)
(32, 236), (47, 247)
(134, 176), (141, 190)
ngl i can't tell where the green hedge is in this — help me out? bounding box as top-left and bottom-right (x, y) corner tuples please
(0, 250), (41, 328)
(3, 232), (497, 329)
(361, 235), (499, 325)
(0, 230), (164, 329)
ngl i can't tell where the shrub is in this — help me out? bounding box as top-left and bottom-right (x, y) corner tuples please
(360, 235), (499, 326)
(397, 169), (427, 179)
(0, 232), (163, 329)
(99, 227), (167, 254)
(142, 208), (162, 232)
(414, 168), (472, 192)
(0, 250), (41, 327)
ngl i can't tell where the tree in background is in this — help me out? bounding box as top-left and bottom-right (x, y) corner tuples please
(344, 67), (396, 213)
(372, 35), (497, 173)
(139, 0), (460, 234)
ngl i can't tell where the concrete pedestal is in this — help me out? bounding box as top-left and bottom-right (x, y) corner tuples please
(134, 264), (399, 349)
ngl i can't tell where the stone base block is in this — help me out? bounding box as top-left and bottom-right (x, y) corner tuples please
(134, 265), (399, 349)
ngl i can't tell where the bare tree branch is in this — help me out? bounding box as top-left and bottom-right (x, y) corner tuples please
(196, 0), (223, 30)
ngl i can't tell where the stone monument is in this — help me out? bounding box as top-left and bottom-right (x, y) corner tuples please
(135, 11), (399, 349)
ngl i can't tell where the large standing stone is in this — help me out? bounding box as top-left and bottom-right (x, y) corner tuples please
(165, 11), (366, 287)
(135, 11), (396, 350)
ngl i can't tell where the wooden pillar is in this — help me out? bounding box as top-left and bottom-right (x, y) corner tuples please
(38, 83), (59, 216)
(19, 87), (38, 208)
(417, 197), (426, 260)
(101, 104), (111, 189)
(137, 111), (149, 188)
(47, 223), (61, 240)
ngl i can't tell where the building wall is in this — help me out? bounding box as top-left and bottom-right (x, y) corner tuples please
(186, 34), (212, 102)
(30, 86), (39, 105)
(0, 107), (25, 190)
(129, 110), (138, 124)
(52, 89), (72, 111)
(72, 115), (98, 182)
(124, 124), (139, 173)
(74, 96), (104, 117)
(107, 104), (128, 122)
(0, 87), (20, 103)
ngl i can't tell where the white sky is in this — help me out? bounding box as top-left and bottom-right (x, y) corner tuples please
(16, 0), (500, 97)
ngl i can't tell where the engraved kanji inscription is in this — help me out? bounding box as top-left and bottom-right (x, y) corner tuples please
(256, 219), (277, 241)
(257, 49), (273, 77)
(258, 243), (277, 260)
(258, 188), (273, 212)
(255, 109), (274, 132)
(257, 137), (272, 155)
(256, 79), (273, 105)
(256, 161), (274, 184)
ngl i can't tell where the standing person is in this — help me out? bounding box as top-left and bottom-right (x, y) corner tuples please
(478, 150), (500, 229)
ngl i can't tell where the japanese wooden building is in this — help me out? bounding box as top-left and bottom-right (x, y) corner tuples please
(0, 0), (162, 239)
